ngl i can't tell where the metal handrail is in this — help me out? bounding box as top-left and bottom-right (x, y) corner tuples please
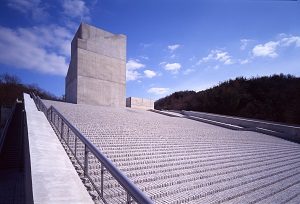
(33, 95), (153, 204)
(32, 93), (47, 115)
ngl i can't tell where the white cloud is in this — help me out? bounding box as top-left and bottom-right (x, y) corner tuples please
(239, 59), (250, 64)
(144, 70), (156, 78)
(1, 0), (98, 77)
(62, 0), (90, 20)
(240, 39), (251, 50)
(126, 59), (145, 81)
(170, 54), (176, 59)
(183, 69), (195, 75)
(164, 63), (181, 74)
(168, 44), (180, 52)
(148, 87), (170, 95)
(198, 50), (233, 65)
(0, 25), (72, 76)
(252, 35), (300, 59)
(126, 71), (140, 81)
(140, 56), (149, 60)
(7, 0), (48, 21)
(126, 59), (145, 70)
(252, 41), (279, 58)
(280, 36), (300, 47)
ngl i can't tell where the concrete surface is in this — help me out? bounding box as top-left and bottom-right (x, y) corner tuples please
(183, 110), (300, 142)
(24, 94), (93, 204)
(126, 97), (154, 110)
(44, 99), (300, 204)
(65, 23), (126, 107)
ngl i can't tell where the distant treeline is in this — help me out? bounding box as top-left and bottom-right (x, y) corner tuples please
(155, 74), (300, 125)
(0, 73), (61, 107)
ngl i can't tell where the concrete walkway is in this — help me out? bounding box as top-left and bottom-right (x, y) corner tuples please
(43, 99), (300, 204)
(24, 94), (93, 204)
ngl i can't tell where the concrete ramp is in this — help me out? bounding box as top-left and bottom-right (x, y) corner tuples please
(43, 99), (300, 204)
(24, 94), (93, 204)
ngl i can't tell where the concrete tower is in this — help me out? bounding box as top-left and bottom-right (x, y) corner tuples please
(65, 23), (126, 107)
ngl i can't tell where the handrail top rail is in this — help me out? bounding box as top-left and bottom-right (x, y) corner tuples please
(36, 96), (152, 204)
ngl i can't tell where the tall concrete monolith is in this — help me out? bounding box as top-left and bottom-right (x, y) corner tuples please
(65, 23), (126, 107)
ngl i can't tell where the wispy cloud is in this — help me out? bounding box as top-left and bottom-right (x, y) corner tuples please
(240, 39), (252, 50)
(168, 44), (180, 52)
(280, 35), (300, 47)
(148, 87), (170, 95)
(0, 25), (72, 75)
(198, 50), (233, 65)
(1, 0), (98, 77)
(140, 43), (152, 49)
(62, 0), (90, 20)
(183, 68), (195, 75)
(140, 56), (149, 60)
(189, 56), (196, 61)
(163, 63), (181, 74)
(144, 70), (157, 78)
(239, 59), (250, 64)
(7, 0), (48, 21)
(126, 59), (145, 81)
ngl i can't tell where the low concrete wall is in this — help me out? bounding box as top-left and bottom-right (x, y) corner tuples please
(23, 94), (93, 204)
(182, 111), (300, 143)
(126, 97), (154, 110)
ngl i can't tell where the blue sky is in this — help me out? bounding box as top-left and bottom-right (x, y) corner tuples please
(0, 0), (300, 100)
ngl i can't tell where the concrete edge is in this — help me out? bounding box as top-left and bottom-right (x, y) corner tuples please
(23, 93), (94, 204)
(182, 110), (300, 143)
(149, 109), (181, 117)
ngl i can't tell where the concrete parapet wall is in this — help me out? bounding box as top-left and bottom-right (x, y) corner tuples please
(23, 94), (93, 204)
(126, 97), (154, 110)
(183, 110), (300, 142)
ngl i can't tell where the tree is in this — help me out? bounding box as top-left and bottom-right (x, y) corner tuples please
(154, 74), (300, 125)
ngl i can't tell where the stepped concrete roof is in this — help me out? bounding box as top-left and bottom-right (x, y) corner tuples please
(44, 99), (300, 204)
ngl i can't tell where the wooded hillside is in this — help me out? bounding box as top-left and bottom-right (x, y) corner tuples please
(0, 73), (61, 107)
(155, 74), (300, 125)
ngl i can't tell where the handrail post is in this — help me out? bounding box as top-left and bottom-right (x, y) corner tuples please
(50, 107), (53, 122)
(127, 193), (131, 204)
(101, 164), (104, 198)
(74, 136), (77, 157)
(53, 111), (55, 125)
(61, 119), (64, 139)
(84, 145), (89, 177)
(46, 108), (48, 119)
(67, 127), (70, 145)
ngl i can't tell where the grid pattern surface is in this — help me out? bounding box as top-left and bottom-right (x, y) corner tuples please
(44, 100), (300, 204)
